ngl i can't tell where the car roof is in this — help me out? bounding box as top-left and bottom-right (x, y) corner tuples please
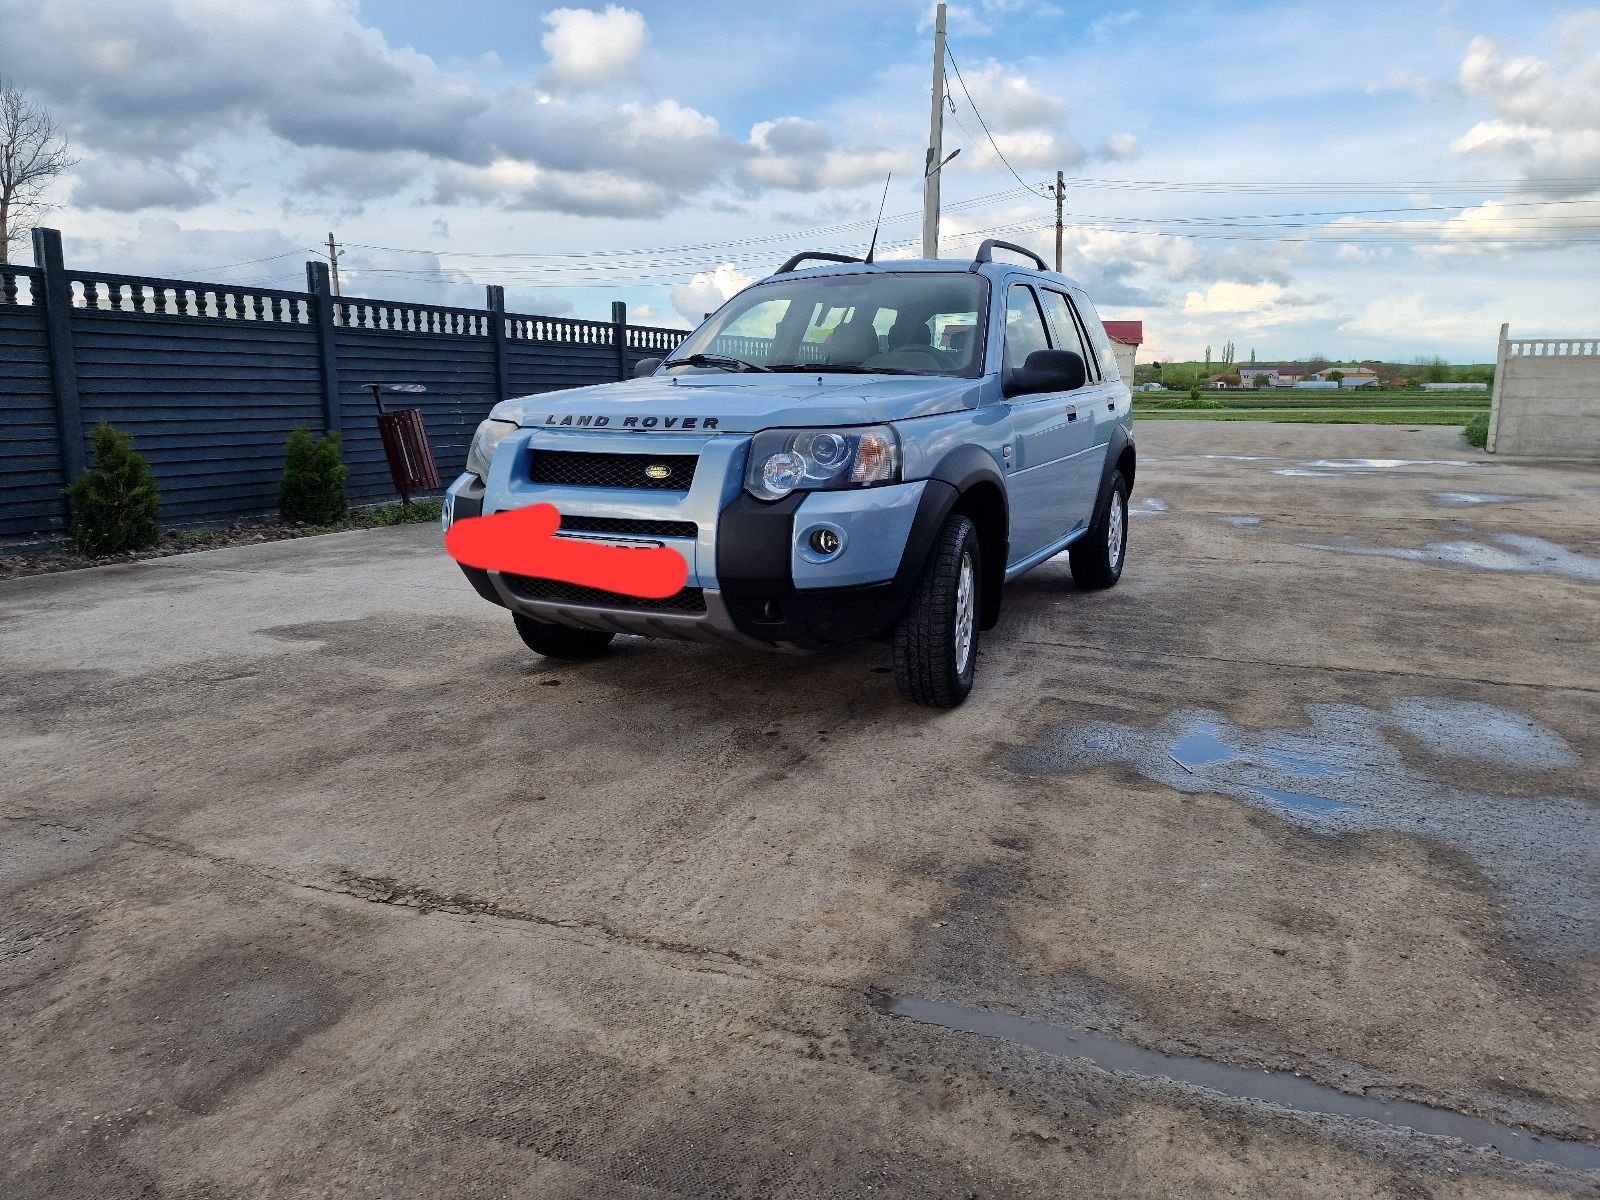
(751, 257), (1089, 294)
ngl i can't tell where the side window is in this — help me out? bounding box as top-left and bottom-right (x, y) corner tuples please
(1037, 290), (1096, 379)
(1003, 284), (1051, 373)
(1074, 292), (1121, 381)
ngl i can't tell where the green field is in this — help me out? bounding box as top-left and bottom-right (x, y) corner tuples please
(1132, 392), (1491, 426)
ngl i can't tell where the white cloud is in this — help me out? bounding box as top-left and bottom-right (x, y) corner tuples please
(1089, 8), (1142, 39)
(949, 60), (1063, 130)
(540, 5), (648, 91)
(1451, 24), (1600, 183)
(1092, 133), (1141, 162)
(745, 119), (900, 191)
(71, 158), (219, 212)
(670, 264), (753, 324)
(1183, 281), (1321, 317)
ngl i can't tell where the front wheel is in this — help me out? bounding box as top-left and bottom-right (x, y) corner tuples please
(1069, 469), (1128, 590)
(513, 613), (616, 660)
(892, 514), (981, 709)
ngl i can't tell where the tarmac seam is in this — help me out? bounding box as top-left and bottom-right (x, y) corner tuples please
(121, 831), (856, 995)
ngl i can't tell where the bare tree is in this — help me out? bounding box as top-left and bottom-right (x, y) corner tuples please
(0, 79), (76, 265)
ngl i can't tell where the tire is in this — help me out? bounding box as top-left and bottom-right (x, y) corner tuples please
(892, 514), (981, 709)
(512, 613), (615, 660)
(1069, 469), (1128, 590)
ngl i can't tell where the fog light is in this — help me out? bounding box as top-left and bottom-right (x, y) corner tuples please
(809, 527), (841, 556)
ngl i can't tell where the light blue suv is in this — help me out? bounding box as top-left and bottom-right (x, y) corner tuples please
(445, 239), (1135, 707)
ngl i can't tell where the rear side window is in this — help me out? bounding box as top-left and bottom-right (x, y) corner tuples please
(1003, 284), (1050, 372)
(1037, 290), (1096, 379)
(1073, 292), (1122, 381)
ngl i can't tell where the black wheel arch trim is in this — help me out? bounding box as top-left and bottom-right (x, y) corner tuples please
(925, 444), (1008, 629)
(1089, 424), (1135, 531)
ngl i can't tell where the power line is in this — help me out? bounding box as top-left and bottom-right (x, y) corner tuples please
(1060, 175), (1600, 195)
(190, 248), (323, 274)
(943, 44), (1053, 202)
(336, 187), (1041, 263)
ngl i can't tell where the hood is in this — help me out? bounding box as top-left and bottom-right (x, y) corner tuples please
(491, 373), (980, 435)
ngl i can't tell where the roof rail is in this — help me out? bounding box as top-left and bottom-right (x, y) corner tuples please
(970, 239), (1047, 272)
(776, 251), (865, 274)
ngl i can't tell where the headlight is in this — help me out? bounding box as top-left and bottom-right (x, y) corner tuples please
(745, 425), (900, 501)
(466, 419), (517, 480)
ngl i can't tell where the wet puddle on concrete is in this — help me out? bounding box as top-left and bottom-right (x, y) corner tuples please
(869, 994), (1600, 1173)
(1274, 459), (1488, 480)
(1016, 699), (1595, 953)
(1431, 492), (1530, 507)
(1131, 497), (1170, 514)
(1170, 720), (1358, 815)
(1220, 515), (1262, 527)
(1301, 459), (1486, 470)
(1301, 533), (1600, 584)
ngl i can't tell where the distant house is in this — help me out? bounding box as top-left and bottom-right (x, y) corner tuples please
(1236, 364), (1312, 387)
(1101, 320), (1142, 381)
(1313, 366), (1380, 388)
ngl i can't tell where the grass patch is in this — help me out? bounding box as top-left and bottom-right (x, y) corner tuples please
(1464, 412), (1490, 448)
(341, 498), (445, 528)
(1134, 391), (1492, 427)
(1135, 406), (1489, 426)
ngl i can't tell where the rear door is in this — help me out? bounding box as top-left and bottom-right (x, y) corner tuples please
(1001, 282), (1090, 562)
(1069, 288), (1130, 482)
(1036, 287), (1111, 523)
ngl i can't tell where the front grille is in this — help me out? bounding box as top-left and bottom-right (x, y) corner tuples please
(506, 576), (707, 614)
(559, 514), (698, 539)
(530, 450), (697, 491)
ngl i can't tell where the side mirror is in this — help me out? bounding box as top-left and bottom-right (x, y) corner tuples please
(633, 357), (662, 378)
(1004, 349), (1086, 398)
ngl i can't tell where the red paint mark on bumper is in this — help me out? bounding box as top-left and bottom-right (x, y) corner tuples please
(445, 503), (690, 599)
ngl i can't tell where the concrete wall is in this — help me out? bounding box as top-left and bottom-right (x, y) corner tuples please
(1488, 325), (1600, 459)
(1109, 338), (1136, 382)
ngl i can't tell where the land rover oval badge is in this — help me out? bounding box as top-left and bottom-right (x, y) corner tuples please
(645, 463), (671, 480)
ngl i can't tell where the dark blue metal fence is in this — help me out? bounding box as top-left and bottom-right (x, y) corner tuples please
(0, 228), (688, 539)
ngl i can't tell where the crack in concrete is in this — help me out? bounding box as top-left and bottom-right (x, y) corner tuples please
(121, 832), (845, 994)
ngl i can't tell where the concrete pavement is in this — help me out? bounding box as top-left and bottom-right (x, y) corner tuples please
(2, 421), (1597, 1198)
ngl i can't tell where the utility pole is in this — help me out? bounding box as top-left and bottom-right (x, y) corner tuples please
(1053, 170), (1065, 272)
(921, 2), (947, 259)
(326, 231), (342, 297)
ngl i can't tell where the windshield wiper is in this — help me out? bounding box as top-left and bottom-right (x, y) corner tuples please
(767, 364), (928, 376)
(662, 352), (772, 373)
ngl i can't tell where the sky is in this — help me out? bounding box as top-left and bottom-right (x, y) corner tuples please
(3, 0), (1598, 363)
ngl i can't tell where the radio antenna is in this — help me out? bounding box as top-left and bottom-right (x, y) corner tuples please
(864, 172), (893, 263)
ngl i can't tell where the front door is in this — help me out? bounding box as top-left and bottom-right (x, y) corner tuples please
(1001, 283), (1091, 564)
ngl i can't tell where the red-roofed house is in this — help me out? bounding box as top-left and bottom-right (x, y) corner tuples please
(1101, 320), (1142, 381)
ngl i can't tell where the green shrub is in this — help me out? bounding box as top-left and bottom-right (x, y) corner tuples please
(1464, 412), (1489, 449)
(278, 426), (348, 524)
(64, 421), (161, 555)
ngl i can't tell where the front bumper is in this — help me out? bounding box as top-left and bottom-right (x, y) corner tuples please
(447, 429), (954, 651)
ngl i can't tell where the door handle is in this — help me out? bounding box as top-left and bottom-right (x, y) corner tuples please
(1066, 409), (1078, 422)
(1107, 401), (1117, 411)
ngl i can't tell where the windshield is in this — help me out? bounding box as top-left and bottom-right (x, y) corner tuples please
(666, 271), (988, 378)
